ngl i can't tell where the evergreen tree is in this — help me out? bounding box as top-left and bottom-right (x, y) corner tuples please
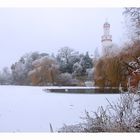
(80, 52), (93, 74)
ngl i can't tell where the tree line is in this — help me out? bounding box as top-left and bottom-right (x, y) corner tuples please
(0, 47), (93, 86)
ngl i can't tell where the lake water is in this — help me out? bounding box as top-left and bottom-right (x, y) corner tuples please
(0, 85), (120, 132)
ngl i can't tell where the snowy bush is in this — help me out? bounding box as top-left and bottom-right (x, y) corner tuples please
(58, 73), (79, 86)
(59, 93), (140, 132)
(85, 81), (94, 87)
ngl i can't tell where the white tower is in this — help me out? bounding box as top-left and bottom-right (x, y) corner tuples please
(101, 22), (112, 55)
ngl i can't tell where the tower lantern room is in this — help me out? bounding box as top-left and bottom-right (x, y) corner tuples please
(103, 22), (110, 35)
(101, 22), (112, 47)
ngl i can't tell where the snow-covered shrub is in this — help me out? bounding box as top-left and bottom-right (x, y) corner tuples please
(85, 81), (94, 87)
(58, 73), (79, 86)
(59, 93), (140, 132)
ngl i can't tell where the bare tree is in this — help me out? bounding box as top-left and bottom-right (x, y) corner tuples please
(58, 46), (74, 65)
(123, 8), (140, 40)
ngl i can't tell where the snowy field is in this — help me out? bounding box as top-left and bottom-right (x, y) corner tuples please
(0, 85), (120, 132)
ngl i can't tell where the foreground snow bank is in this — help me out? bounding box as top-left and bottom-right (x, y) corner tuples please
(0, 85), (119, 132)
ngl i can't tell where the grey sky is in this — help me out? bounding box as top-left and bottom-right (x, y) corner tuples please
(0, 8), (125, 69)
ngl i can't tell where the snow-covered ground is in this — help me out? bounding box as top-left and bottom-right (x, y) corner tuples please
(0, 85), (120, 132)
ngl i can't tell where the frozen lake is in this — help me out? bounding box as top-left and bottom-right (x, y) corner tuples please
(0, 85), (120, 132)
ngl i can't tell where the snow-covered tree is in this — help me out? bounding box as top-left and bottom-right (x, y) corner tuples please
(57, 47), (80, 73)
(11, 61), (27, 84)
(123, 8), (140, 40)
(11, 52), (40, 85)
(80, 52), (93, 74)
(28, 56), (59, 86)
(57, 46), (74, 65)
(0, 67), (12, 85)
(72, 62), (83, 76)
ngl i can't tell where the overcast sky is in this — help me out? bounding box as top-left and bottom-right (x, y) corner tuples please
(0, 8), (125, 69)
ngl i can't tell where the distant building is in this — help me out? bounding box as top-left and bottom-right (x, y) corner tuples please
(94, 47), (100, 59)
(92, 47), (100, 63)
(101, 21), (113, 56)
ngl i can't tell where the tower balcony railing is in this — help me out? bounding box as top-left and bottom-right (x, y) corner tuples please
(101, 39), (112, 42)
(101, 35), (112, 42)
